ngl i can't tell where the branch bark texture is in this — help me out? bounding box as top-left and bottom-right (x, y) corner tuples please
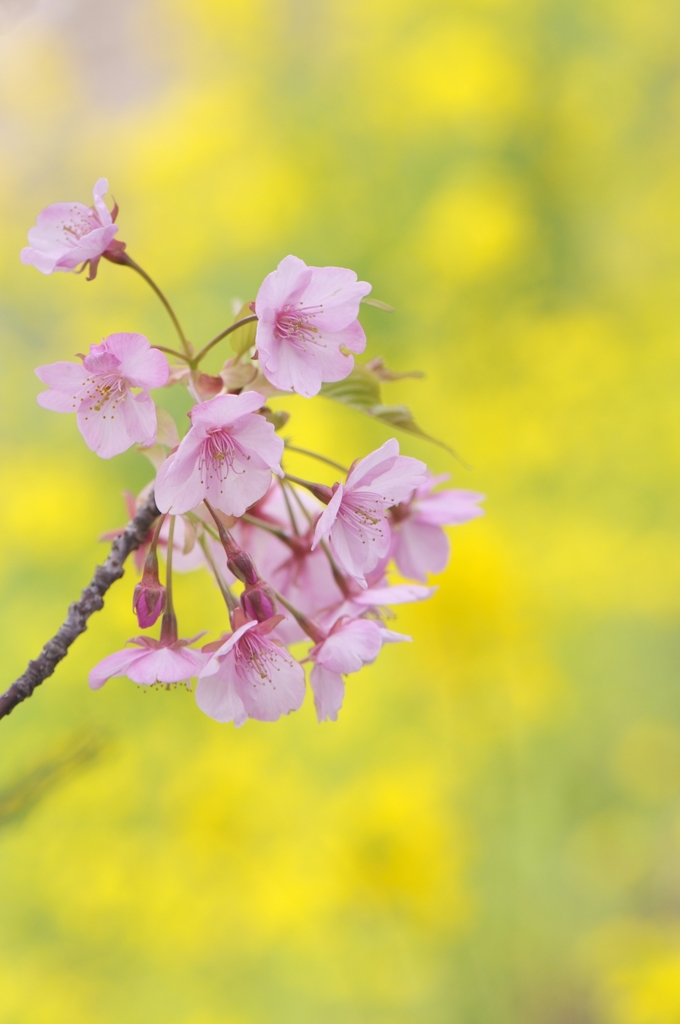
(0, 492), (160, 722)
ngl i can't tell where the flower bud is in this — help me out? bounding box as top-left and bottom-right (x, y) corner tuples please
(241, 583), (277, 623)
(133, 549), (166, 628)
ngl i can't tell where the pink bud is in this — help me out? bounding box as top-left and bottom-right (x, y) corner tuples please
(133, 578), (167, 628)
(228, 550), (258, 586)
(133, 548), (166, 628)
(241, 583), (276, 623)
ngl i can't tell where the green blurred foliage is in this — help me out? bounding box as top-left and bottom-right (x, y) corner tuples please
(1, 0), (679, 1021)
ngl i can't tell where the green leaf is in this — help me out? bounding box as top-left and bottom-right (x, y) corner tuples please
(319, 363), (381, 409)
(361, 297), (395, 312)
(230, 302), (257, 358)
(369, 404), (456, 456)
(320, 363), (457, 457)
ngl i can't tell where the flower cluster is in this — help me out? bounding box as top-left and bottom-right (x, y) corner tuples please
(25, 180), (485, 726)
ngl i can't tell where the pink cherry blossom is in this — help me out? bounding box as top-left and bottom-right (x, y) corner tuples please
(195, 615), (305, 726)
(89, 635), (207, 689)
(35, 333), (169, 459)
(312, 438), (427, 586)
(155, 392), (283, 517)
(21, 178), (122, 278)
(389, 475), (485, 581)
(309, 616), (410, 722)
(317, 578), (435, 630)
(254, 254), (372, 397)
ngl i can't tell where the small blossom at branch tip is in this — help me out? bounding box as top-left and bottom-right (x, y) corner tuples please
(35, 333), (169, 459)
(154, 392), (284, 516)
(389, 475), (485, 581)
(196, 616), (305, 726)
(254, 254), (371, 397)
(312, 438), (427, 587)
(21, 178), (123, 279)
(88, 635), (208, 690)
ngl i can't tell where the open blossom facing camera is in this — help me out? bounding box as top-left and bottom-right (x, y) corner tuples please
(154, 392), (284, 517)
(35, 333), (169, 458)
(10, 181), (486, 729)
(21, 178), (122, 279)
(255, 254), (371, 397)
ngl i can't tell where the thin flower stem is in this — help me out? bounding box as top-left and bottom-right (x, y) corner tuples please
(120, 254), (193, 360)
(198, 534), (238, 614)
(283, 474), (333, 505)
(284, 444), (348, 474)
(193, 314), (258, 365)
(149, 513), (167, 552)
(270, 589), (325, 644)
(283, 478), (315, 527)
(319, 539), (353, 598)
(283, 481), (351, 597)
(160, 516), (179, 643)
(151, 344), (192, 363)
(165, 516), (176, 614)
(279, 480), (300, 536)
(240, 513), (294, 546)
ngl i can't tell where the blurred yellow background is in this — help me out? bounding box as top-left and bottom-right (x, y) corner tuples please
(1, 0), (680, 1021)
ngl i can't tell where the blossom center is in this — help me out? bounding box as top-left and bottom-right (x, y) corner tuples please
(60, 206), (98, 243)
(79, 372), (127, 415)
(199, 428), (249, 488)
(235, 632), (281, 685)
(274, 305), (322, 350)
(339, 491), (387, 544)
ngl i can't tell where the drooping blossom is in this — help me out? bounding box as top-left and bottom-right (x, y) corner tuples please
(389, 476), (485, 581)
(195, 614), (305, 726)
(35, 333), (169, 459)
(154, 392), (283, 517)
(312, 438), (427, 586)
(254, 254), (372, 397)
(309, 616), (410, 722)
(89, 635), (207, 689)
(21, 178), (123, 279)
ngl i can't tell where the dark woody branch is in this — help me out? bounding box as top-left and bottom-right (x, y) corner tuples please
(0, 491), (160, 723)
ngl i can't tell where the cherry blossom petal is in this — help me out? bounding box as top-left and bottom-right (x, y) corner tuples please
(315, 619), (383, 674)
(37, 388), (81, 413)
(154, 432), (208, 514)
(310, 665), (345, 723)
(256, 254), (310, 312)
(190, 392), (266, 433)
(195, 666), (248, 725)
(104, 333), (170, 389)
(35, 361), (89, 389)
(416, 489), (486, 526)
(353, 583), (435, 605)
(88, 648), (145, 690)
(312, 484), (344, 549)
(237, 643), (306, 722)
(346, 439), (399, 490)
(119, 390), (158, 449)
(92, 178), (112, 225)
(393, 520), (450, 580)
(127, 646), (204, 685)
(230, 413), (284, 472)
(76, 402), (136, 459)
